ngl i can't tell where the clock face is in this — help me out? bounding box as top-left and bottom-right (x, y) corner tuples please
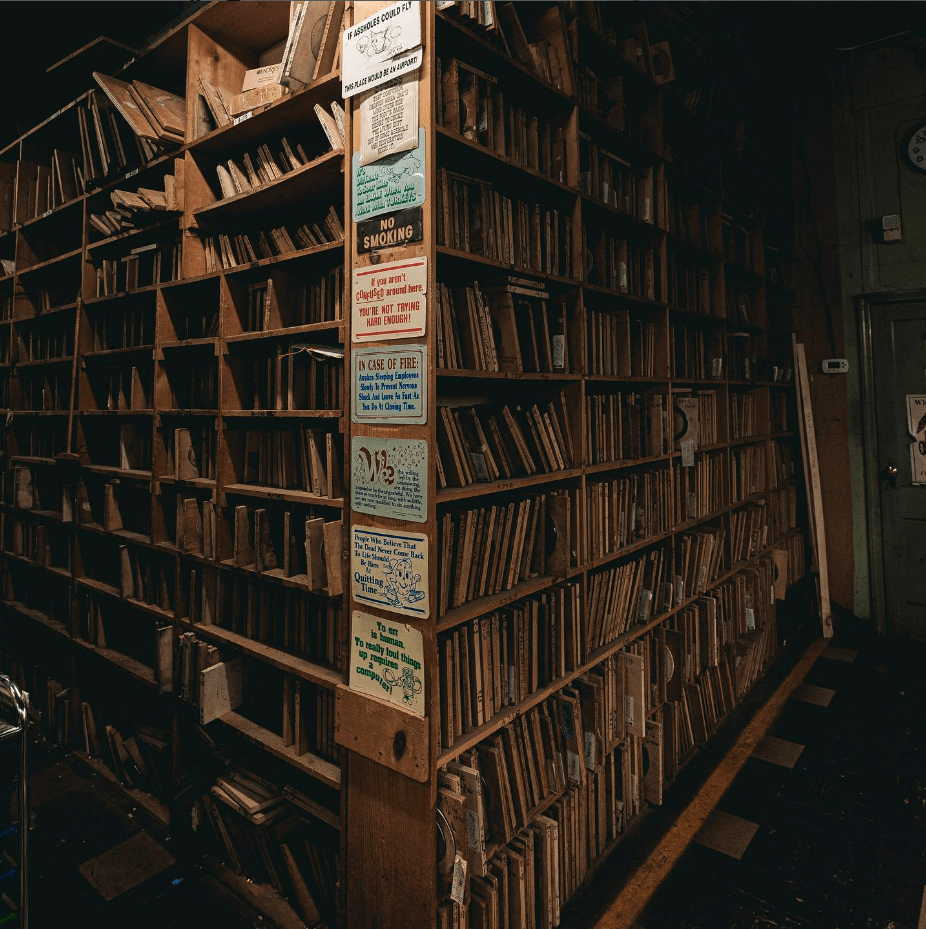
(907, 124), (926, 171)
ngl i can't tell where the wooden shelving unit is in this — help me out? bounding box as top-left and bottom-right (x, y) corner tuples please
(0, 3), (812, 929)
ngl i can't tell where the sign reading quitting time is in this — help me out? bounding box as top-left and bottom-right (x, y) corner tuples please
(351, 256), (427, 343)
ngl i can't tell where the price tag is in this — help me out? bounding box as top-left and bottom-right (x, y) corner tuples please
(43, 210), (52, 218)
(450, 854), (467, 905)
(234, 111), (252, 125)
(126, 169), (139, 179)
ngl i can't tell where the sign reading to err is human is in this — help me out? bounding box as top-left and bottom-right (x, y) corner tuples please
(351, 525), (429, 618)
(350, 610), (425, 716)
(352, 256), (427, 343)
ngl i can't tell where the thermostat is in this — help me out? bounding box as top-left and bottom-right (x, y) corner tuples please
(821, 358), (849, 374)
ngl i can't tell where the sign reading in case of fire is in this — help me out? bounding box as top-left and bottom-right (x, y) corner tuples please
(351, 436), (428, 522)
(351, 525), (429, 618)
(351, 344), (427, 424)
(352, 255), (427, 343)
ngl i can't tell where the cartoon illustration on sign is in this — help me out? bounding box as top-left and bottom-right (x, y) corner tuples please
(356, 24), (403, 60)
(383, 666), (423, 707)
(384, 556), (425, 608)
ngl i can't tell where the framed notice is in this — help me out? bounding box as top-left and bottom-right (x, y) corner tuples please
(352, 128), (426, 221)
(350, 610), (425, 716)
(351, 344), (427, 424)
(342, 1), (423, 98)
(351, 525), (429, 618)
(359, 74), (419, 165)
(351, 436), (428, 522)
(352, 255), (427, 343)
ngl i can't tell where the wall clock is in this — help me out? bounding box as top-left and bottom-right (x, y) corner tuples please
(906, 123), (926, 171)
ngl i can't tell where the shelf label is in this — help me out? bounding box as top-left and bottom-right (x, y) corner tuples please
(359, 73), (419, 165)
(342, 1), (423, 98)
(351, 525), (429, 618)
(233, 111), (252, 125)
(352, 128), (426, 221)
(350, 610), (425, 715)
(357, 206), (423, 254)
(351, 344), (427, 424)
(351, 436), (428, 522)
(352, 255), (426, 342)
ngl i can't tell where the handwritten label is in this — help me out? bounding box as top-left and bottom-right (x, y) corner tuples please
(351, 344), (427, 424)
(342, 1), (423, 98)
(233, 111), (252, 125)
(351, 436), (427, 522)
(349, 609), (425, 714)
(352, 128), (426, 221)
(681, 440), (695, 467)
(359, 74), (419, 165)
(352, 255), (427, 342)
(351, 526), (429, 618)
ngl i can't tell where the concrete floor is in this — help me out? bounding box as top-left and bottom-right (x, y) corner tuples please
(21, 740), (264, 929)
(572, 625), (926, 929)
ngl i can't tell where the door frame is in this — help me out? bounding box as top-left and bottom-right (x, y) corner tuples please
(857, 289), (926, 636)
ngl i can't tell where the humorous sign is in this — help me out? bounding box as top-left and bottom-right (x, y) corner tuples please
(359, 74), (419, 165)
(351, 525), (429, 618)
(350, 610), (425, 716)
(351, 436), (428, 522)
(342, 1), (422, 98)
(352, 128), (426, 221)
(351, 344), (427, 424)
(352, 255), (427, 342)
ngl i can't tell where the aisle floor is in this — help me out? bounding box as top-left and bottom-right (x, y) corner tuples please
(25, 742), (264, 928)
(584, 628), (926, 929)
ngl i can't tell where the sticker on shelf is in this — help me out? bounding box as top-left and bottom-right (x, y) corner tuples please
(357, 206), (423, 254)
(342, 1), (423, 98)
(352, 128), (426, 221)
(359, 73), (419, 165)
(351, 525), (429, 618)
(352, 255), (427, 343)
(351, 436), (428, 522)
(351, 344), (427, 424)
(349, 609), (425, 716)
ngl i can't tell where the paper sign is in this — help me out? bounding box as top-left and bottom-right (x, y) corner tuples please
(352, 128), (426, 221)
(357, 206), (423, 253)
(352, 255), (427, 342)
(350, 610), (425, 715)
(342, 1), (423, 98)
(351, 344), (427, 424)
(351, 525), (429, 618)
(351, 436), (428, 522)
(907, 394), (926, 483)
(359, 74), (419, 165)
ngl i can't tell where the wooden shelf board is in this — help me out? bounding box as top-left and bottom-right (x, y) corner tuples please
(194, 151), (344, 224)
(223, 483), (344, 508)
(17, 247), (83, 277)
(225, 319), (343, 344)
(222, 409), (342, 419)
(216, 711), (341, 789)
(72, 751), (169, 827)
(191, 621), (341, 689)
(437, 468), (582, 504)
